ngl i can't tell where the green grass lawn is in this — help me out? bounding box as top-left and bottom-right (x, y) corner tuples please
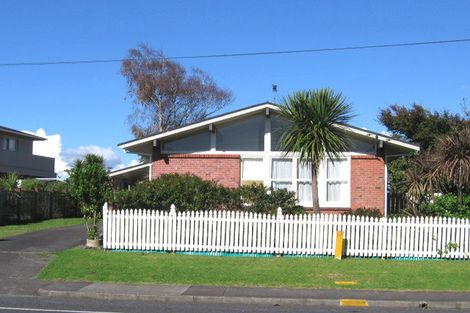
(0, 218), (83, 239)
(39, 248), (470, 291)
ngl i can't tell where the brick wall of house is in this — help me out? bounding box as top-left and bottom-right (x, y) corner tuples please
(151, 154), (241, 188)
(350, 155), (385, 214)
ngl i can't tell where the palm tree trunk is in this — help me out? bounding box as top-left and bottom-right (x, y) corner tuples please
(311, 167), (320, 213)
(458, 183), (463, 206)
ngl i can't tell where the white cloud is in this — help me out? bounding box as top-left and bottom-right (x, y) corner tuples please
(23, 128), (67, 175)
(113, 159), (140, 171)
(62, 145), (122, 170)
(380, 130), (392, 137)
(129, 159), (139, 166)
(24, 129), (140, 179)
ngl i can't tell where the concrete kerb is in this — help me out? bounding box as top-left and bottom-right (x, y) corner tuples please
(36, 288), (470, 309)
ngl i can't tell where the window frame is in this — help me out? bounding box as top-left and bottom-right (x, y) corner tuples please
(241, 157), (264, 185)
(2, 137), (18, 152)
(270, 158), (294, 192)
(318, 157), (351, 208)
(266, 155), (351, 208)
(296, 160), (312, 204)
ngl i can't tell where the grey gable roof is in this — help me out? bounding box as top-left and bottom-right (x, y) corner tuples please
(118, 101), (277, 146)
(118, 101), (419, 150)
(0, 125), (46, 141)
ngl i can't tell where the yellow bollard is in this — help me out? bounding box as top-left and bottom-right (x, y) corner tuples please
(335, 230), (344, 260)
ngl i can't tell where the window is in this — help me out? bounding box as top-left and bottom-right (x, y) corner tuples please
(2, 138), (18, 151)
(216, 114), (265, 151)
(162, 130), (210, 153)
(241, 158), (264, 185)
(326, 159), (348, 202)
(297, 161), (312, 203)
(270, 114), (292, 151)
(271, 158), (292, 191)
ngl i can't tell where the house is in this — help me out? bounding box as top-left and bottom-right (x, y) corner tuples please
(111, 102), (419, 215)
(0, 125), (55, 178)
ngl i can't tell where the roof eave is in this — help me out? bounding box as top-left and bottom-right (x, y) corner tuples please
(109, 163), (150, 177)
(335, 124), (420, 151)
(0, 127), (47, 141)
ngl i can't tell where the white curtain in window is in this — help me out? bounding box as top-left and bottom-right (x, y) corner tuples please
(327, 182), (341, 201)
(298, 182), (312, 202)
(327, 159), (341, 179)
(271, 159), (292, 179)
(297, 161), (311, 179)
(242, 158), (264, 180)
(272, 181), (293, 192)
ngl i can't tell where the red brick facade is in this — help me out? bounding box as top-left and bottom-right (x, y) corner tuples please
(151, 153), (386, 213)
(350, 155), (385, 214)
(151, 154), (241, 188)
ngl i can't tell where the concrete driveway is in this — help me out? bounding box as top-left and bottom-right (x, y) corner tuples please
(0, 224), (85, 295)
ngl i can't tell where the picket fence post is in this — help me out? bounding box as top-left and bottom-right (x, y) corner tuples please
(170, 204), (176, 252)
(102, 202), (108, 249)
(275, 207), (282, 254)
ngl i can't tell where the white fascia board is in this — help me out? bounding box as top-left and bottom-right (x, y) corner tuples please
(334, 124), (420, 151)
(118, 103), (279, 150)
(109, 163), (150, 177)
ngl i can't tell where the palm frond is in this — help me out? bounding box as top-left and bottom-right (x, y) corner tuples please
(278, 88), (354, 171)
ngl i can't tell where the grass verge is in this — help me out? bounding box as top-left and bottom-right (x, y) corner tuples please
(0, 218), (83, 239)
(39, 248), (470, 291)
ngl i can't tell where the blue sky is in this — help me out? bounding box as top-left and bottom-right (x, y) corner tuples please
(1, 1), (470, 175)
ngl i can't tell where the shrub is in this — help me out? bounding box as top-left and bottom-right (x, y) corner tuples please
(346, 208), (383, 218)
(422, 194), (470, 219)
(19, 178), (46, 191)
(45, 181), (69, 193)
(237, 183), (303, 215)
(68, 154), (110, 240)
(113, 174), (231, 212)
(0, 172), (20, 191)
(112, 174), (304, 215)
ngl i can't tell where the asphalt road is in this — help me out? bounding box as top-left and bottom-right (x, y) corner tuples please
(0, 224), (85, 295)
(0, 294), (461, 313)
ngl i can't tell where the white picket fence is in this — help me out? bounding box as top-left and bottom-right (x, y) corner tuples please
(103, 204), (470, 259)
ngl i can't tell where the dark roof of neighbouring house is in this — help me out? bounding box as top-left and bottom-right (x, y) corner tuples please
(0, 125), (46, 141)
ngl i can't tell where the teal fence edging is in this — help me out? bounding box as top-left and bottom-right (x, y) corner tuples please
(108, 249), (468, 260)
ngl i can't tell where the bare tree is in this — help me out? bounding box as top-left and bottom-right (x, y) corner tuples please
(121, 44), (233, 138)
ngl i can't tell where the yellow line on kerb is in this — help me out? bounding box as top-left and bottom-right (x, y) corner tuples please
(335, 281), (358, 285)
(340, 299), (369, 307)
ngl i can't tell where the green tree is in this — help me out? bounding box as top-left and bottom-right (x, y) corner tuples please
(379, 103), (467, 150)
(67, 154), (110, 241)
(403, 151), (438, 215)
(278, 88), (353, 213)
(435, 127), (470, 205)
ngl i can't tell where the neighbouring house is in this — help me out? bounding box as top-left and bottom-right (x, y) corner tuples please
(111, 102), (419, 215)
(0, 125), (55, 178)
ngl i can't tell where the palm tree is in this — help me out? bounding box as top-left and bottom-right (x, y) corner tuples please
(0, 172), (20, 192)
(404, 151), (438, 216)
(278, 88), (353, 213)
(435, 127), (470, 205)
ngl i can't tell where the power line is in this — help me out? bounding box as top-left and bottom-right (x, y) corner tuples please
(1, 38), (469, 67)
